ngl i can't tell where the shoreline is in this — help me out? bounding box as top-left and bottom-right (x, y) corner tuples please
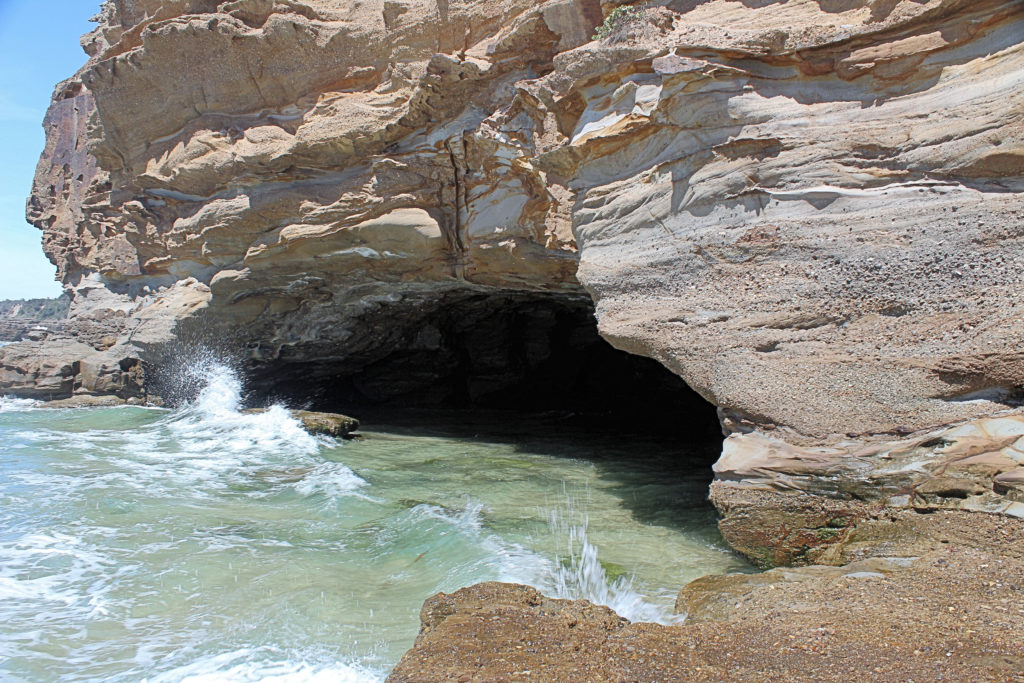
(4, 0), (1023, 678)
(4, 393), (1022, 680)
(388, 508), (1024, 682)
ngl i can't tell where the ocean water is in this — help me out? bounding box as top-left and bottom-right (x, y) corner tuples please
(0, 364), (748, 682)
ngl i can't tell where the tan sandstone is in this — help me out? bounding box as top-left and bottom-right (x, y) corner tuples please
(5, 3), (1024, 674)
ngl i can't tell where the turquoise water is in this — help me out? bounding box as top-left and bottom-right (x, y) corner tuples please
(0, 365), (747, 681)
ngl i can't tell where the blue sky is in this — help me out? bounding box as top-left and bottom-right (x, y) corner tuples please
(0, 0), (99, 299)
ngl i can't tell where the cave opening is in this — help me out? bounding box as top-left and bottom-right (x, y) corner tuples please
(246, 290), (724, 468)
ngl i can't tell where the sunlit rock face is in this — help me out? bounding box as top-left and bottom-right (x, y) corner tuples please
(11, 0), (1024, 552)
(556, 1), (1024, 440)
(23, 0), (601, 395)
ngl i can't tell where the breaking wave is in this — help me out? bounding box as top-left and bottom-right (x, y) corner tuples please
(0, 356), (740, 681)
(407, 497), (681, 625)
(0, 396), (40, 412)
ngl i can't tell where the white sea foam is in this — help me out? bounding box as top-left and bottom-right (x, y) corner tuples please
(548, 518), (681, 624)
(293, 461), (372, 503)
(410, 499), (487, 533)
(41, 362), (370, 498)
(0, 531), (123, 661)
(0, 396), (40, 412)
(406, 497), (677, 624)
(143, 648), (385, 683)
(406, 499), (557, 586)
(165, 364), (320, 458)
(153, 362), (366, 495)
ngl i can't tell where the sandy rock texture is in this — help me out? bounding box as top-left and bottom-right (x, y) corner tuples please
(712, 409), (1024, 564)
(388, 510), (1024, 681)
(7, 0), (1024, 560)
(564, 0), (1024, 441)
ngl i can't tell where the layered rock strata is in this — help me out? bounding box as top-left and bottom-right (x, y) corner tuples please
(0, 320), (35, 342)
(6, 0), (1024, 561)
(713, 410), (1024, 565)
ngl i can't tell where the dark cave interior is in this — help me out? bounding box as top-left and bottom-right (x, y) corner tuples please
(244, 291), (723, 445)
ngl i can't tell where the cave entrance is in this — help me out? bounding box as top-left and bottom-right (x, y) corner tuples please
(249, 290), (722, 461)
(245, 289), (727, 533)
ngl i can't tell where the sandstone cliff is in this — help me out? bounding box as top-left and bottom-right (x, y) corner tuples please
(6, 0), (1024, 560)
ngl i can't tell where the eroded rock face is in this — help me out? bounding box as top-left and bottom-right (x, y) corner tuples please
(562, 1), (1024, 440)
(19, 0), (602, 402)
(0, 320), (33, 342)
(711, 410), (1024, 565)
(10, 0), (1024, 557)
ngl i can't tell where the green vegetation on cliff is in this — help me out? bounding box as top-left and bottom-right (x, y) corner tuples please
(593, 5), (642, 40)
(0, 293), (70, 320)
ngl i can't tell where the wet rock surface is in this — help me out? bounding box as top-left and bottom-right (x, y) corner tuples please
(292, 410), (360, 437)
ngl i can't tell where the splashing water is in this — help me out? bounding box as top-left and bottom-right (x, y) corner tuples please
(549, 513), (682, 624)
(0, 395), (40, 412)
(0, 362), (748, 681)
(144, 648), (381, 683)
(166, 362), (321, 461)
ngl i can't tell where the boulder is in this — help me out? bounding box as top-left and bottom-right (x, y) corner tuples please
(243, 407), (360, 437)
(292, 410), (360, 438)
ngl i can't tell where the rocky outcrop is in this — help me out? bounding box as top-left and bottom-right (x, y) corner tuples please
(0, 297), (70, 342)
(14, 0), (604, 404)
(388, 510), (1024, 680)
(567, 1), (1024, 441)
(0, 320), (35, 342)
(712, 410), (1024, 565)
(8, 0), (1024, 563)
(0, 278), (207, 400)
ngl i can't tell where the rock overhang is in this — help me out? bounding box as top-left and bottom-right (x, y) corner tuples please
(9, 0), (1024, 564)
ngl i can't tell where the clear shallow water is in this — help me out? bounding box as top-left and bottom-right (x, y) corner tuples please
(0, 366), (749, 682)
